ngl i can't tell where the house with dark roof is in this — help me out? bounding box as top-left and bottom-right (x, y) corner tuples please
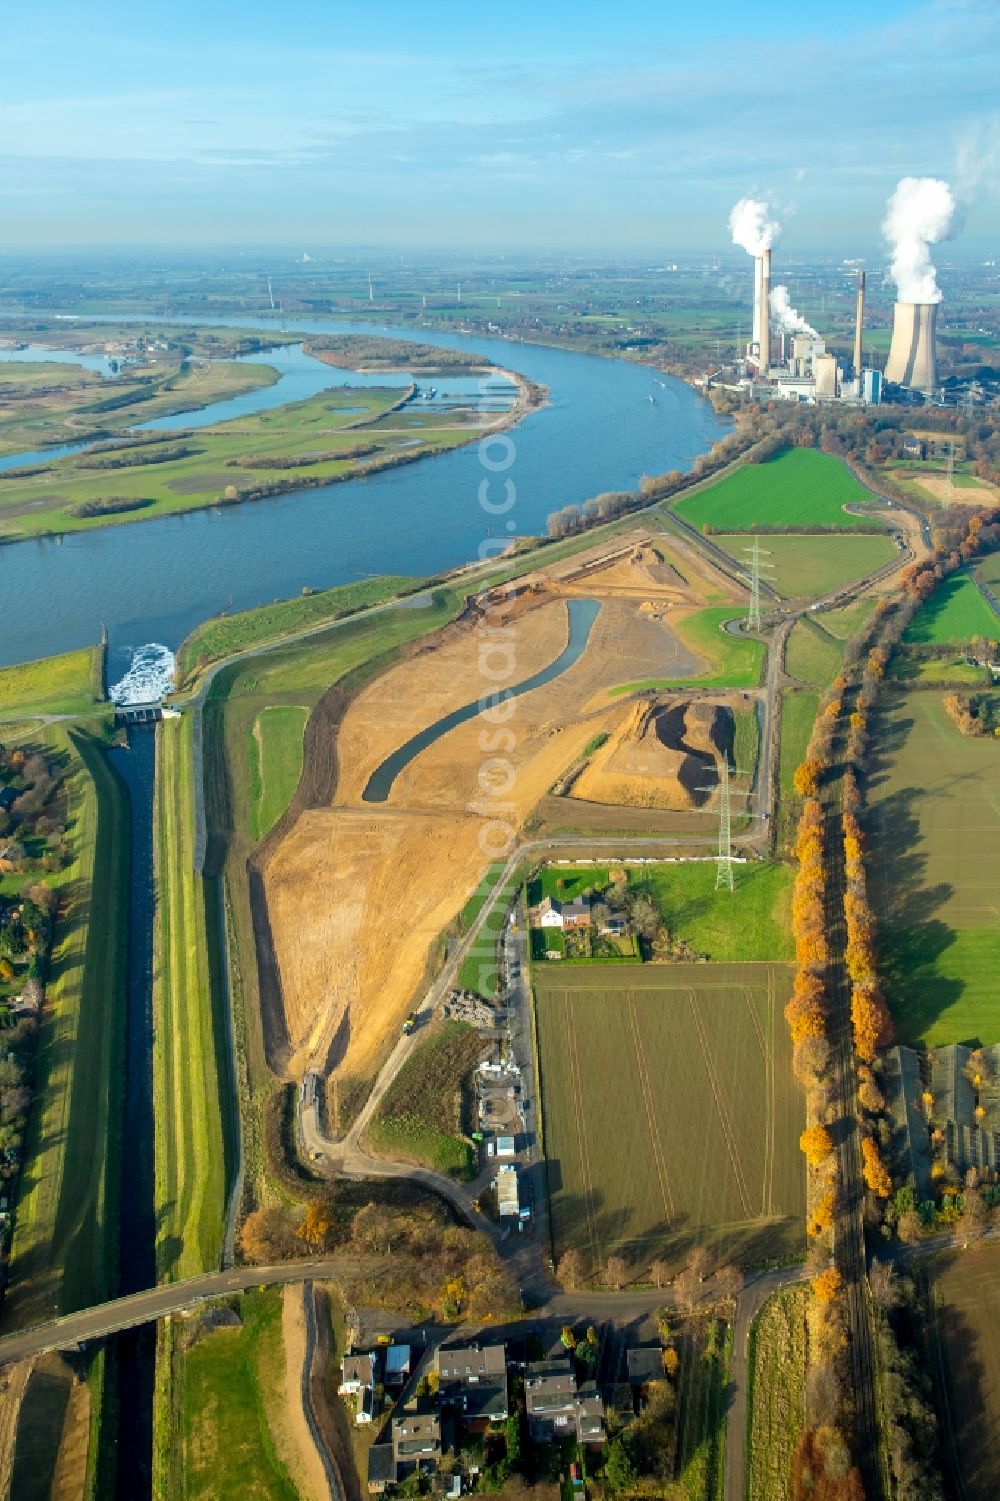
(437, 1342), (508, 1426)
(535, 895), (591, 931)
(626, 1346), (665, 1387)
(524, 1359), (606, 1445)
(340, 1352), (378, 1396)
(392, 1407), (442, 1479)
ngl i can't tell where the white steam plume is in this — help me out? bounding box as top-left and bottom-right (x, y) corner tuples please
(881, 177), (956, 304)
(769, 286), (818, 338)
(729, 197), (781, 256)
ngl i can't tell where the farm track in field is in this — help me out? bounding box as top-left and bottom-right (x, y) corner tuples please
(688, 992), (756, 1219)
(627, 994), (677, 1222)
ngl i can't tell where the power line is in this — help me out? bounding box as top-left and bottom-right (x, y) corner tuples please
(741, 538), (774, 633)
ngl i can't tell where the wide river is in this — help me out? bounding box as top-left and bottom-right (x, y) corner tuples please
(0, 316), (727, 676)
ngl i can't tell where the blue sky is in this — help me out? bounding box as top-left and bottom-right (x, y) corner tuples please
(1, 0), (997, 251)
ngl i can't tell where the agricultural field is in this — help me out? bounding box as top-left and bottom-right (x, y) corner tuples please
(930, 1243), (1000, 1501)
(714, 532), (897, 598)
(746, 1286), (808, 1501)
(533, 962), (803, 1271)
(977, 551), (1000, 589)
(869, 692), (1000, 1046)
(888, 655), (989, 686)
(366, 1020), (482, 1178)
(153, 714), (232, 1281)
(903, 571), (999, 645)
(0, 647), (102, 720)
(4, 728), (128, 1329)
(609, 607), (765, 694)
(674, 1315), (731, 1501)
(156, 1289), (311, 1501)
(784, 620), (843, 689)
(673, 448), (883, 534)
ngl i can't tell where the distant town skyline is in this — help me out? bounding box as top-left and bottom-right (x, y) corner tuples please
(1, 0), (997, 252)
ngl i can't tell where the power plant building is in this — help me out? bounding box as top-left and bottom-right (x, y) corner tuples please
(884, 302), (938, 392)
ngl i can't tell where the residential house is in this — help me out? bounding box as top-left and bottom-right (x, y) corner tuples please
(367, 1444), (396, 1494)
(384, 1344), (412, 1388)
(525, 1360), (606, 1445)
(340, 1352), (378, 1397)
(536, 895), (591, 931)
(437, 1342), (509, 1426)
(598, 912), (628, 937)
(901, 433), (926, 459)
(392, 1407), (442, 1480)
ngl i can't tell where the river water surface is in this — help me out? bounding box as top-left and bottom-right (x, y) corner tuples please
(0, 317), (726, 677)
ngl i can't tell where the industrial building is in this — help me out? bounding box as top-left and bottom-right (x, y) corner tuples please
(727, 254), (934, 405)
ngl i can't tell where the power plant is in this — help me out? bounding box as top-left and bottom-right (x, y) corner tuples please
(884, 300), (938, 392)
(720, 177), (953, 406)
(731, 264), (882, 406)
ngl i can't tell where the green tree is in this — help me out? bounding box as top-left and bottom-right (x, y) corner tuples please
(605, 1434), (638, 1493)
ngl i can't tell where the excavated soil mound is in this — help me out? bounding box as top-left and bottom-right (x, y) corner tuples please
(571, 700), (734, 810)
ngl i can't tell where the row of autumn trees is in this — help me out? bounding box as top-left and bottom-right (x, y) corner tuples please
(785, 739), (864, 1499)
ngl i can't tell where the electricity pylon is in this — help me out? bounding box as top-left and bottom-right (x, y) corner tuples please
(945, 441), (955, 504)
(741, 539), (775, 633)
(699, 759), (754, 892)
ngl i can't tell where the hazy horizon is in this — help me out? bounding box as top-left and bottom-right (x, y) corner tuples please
(1, 0), (997, 253)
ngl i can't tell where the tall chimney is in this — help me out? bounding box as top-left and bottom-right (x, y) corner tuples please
(756, 248), (771, 372)
(853, 270), (865, 376)
(751, 257), (762, 359)
(884, 301), (937, 392)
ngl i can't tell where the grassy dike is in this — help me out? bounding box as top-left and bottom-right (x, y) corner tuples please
(153, 713), (233, 1281)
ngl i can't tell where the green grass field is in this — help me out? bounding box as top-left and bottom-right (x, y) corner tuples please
(777, 692), (819, 854)
(0, 647), (102, 720)
(977, 552), (1000, 588)
(930, 1243), (1000, 1501)
(675, 1315), (731, 1501)
(818, 596), (879, 640)
(367, 1021), (481, 1179)
(869, 693), (1000, 1046)
(4, 729), (128, 1330)
(175, 574), (416, 686)
(674, 448), (883, 534)
(534, 962), (803, 1271)
(0, 377), (477, 540)
(153, 714), (231, 1281)
(528, 861), (792, 962)
(888, 655), (989, 685)
(903, 572), (999, 645)
(609, 607), (765, 694)
(785, 620), (844, 688)
(164, 1290), (301, 1501)
(249, 706), (309, 840)
(714, 532), (897, 598)
(746, 1286), (807, 1501)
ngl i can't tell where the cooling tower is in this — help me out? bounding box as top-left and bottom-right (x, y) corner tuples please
(756, 248), (771, 372)
(884, 301), (937, 391)
(853, 271), (865, 376)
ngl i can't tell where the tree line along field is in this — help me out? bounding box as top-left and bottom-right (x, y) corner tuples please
(533, 962), (804, 1273)
(868, 692), (1000, 1047)
(929, 1243), (1000, 1501)
(672, 447), (884, 533)
(3, 727), (129, 1330)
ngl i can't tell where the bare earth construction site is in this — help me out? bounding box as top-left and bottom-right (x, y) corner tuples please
(256, 528), (749, 1096)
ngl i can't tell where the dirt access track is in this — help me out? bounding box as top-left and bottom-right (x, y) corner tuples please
(255, 529), (743, 1087)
